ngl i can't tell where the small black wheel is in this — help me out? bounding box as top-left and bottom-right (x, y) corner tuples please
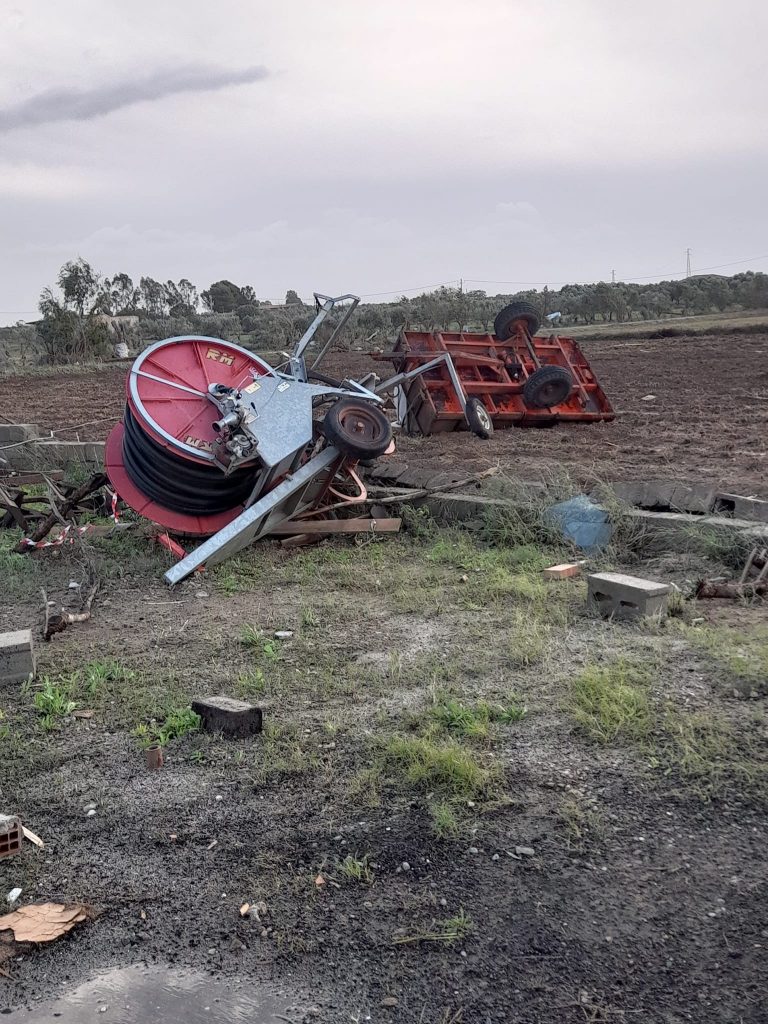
(522, 366), (573, 409)
(321, 399), (392, 458)
(465, 397), (493, 439)
(494, 301), (542, 341)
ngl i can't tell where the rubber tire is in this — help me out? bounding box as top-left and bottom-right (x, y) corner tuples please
(307, 369), (343, 388)
(465, 397), (493, 439)
(321, 399), (392, 458)
(522, 365), (573, 409)
(494, 301), (542, 341)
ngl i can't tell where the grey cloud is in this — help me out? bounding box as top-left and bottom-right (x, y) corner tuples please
(0, 64), (269, 133)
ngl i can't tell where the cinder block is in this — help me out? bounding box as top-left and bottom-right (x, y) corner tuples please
(0, 629), (36, 685)
(191, 695), (263, 737)
(713, 493), (768, 524)
(0, 424), (40, 443)
(0, 814), (22, 858)
(587, 572), (671, 620)
(610, 480), (716, 514)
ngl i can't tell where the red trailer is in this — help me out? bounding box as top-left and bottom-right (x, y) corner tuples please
(373, 302), (614, 436)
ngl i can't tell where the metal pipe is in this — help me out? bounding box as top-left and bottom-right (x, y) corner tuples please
(310, 297), (360, 370)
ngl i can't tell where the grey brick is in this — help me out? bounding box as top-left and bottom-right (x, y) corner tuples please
(191, 695), (263, 737)
(587, 572), (671, 620)
(0, 629), (36, 685)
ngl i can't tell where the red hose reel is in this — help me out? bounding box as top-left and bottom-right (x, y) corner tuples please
(105, 336), (271, 536)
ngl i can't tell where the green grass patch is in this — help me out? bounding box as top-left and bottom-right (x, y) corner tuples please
(338, 853), (374, 885)
(32, 677), (76, 731)
(0, 530), (42, 599)
(430, 800), (460, 839)
(655, 710), (768, 802)
(429, 694), (526, 740)
(134, 706), (201, 748)
(572, 658), (768, 803)
(384, 734), (492, 798)
(79, 658), (137, 697)
(688, 625), (768, 696)
(570, 659), (653, 744)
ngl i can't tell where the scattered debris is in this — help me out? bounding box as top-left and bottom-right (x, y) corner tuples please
(514, 846), (535, 858)
(73, 709), (95, 720)
(6, 889), (21, 906)
(14, 472), (107, 550)
(547, 495), (612, 552)
(145, 744), (164, 770)
(314, 874), (326, 888)
(696, 546), (767, 600)
(641, 394), (657, 401)
(0, 902), (89, 943)
(43, 576), (100, 641)
(0, 815), (22, 859)
(274, 630), (294, 639)
(21, 826), (44, 850)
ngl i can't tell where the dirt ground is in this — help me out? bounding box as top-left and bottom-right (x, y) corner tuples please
(1, 330), (767, 496)
(1, 331), (768, 1022)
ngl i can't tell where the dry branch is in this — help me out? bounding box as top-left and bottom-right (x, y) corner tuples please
(19, 472), (106, 549)
(370, 467), (498, 506)
(695, 580), (767, 600)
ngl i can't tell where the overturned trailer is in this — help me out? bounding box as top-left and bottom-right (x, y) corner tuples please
(376, 301), (614, 436)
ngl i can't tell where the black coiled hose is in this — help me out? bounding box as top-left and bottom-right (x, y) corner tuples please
(122, 406), (256, 515)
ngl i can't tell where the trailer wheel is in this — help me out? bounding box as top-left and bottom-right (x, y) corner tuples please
(321, 399), (392, 458)
(494, 301), (542, 341)
(465, 397), (493, 439)
(522, 366), (573, 409)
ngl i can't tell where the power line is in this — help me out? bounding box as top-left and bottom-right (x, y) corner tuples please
(358, 279), (459, 298)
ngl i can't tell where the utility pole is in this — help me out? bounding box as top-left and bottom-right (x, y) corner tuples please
(685, 248), (692, 278)
(611, 269), (615, 285)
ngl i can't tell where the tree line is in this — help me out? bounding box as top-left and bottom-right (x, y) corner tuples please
(4, 257), (768, 364)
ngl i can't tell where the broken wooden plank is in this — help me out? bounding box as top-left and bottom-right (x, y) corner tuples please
(0, 471), (64, 486)
(269, 517), (402, 536)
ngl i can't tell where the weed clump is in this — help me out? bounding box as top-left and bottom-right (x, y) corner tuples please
(570, 659), (653, 744)
(384, 734), (492, 797)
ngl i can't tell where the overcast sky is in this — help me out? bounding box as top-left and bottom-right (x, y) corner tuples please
(1, 0), (766, 324)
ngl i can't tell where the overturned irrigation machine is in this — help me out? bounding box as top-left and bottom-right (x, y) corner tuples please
(104, 293), (613, 584)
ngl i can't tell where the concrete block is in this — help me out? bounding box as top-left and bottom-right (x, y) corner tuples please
(0, 424), (40, 443)
(422, 492), (517, 523)
(0, 629), (36, 685)
(610, 480), (716, 514)
(713, 493), (768, 524)
(191, 695), (263, 737)
(587, 572), (671, 620)
(627, 509), (768, 553)
(367, 461), (411, 484)
(0, 814), (22, 859)
(6, 440), (105, 472)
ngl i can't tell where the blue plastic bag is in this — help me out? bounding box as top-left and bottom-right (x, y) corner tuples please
(546, 495), (612, 552)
